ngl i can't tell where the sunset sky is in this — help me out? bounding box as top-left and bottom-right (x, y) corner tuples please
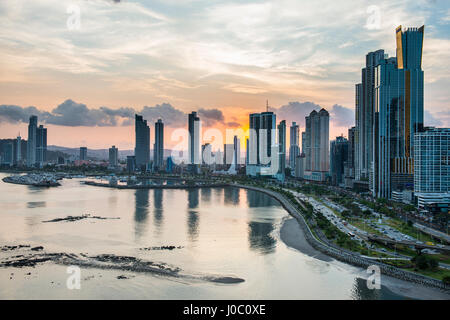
(0, 0), (449, 150)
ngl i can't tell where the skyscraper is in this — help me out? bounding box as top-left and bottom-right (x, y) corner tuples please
(27, 115), (37, 167)
(135, 114), (150, 170)
(330, 136), (349, 186)
(154, 119), (164, 171)
(224, 143), (234, 166)
(109, 145), (118, 167)
(277, 120), (286, 180)
(1, 142), (14, 166)
(16, 136), (21, 165)
(187, 112), (201, 174)
(246, 107), (276, 176)
(414, 127), (449, 209)
(80, 147), (88, 161)
(233, 135), (240, 166)
(289, 122), (300, 171)
(355, 50), (385, 182)
(373, 26), (424, 198)
(36, 125), (47, 166)
(303, 109), (329, 182)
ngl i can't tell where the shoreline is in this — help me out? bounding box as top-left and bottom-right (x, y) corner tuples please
(233, 183), (450, 294)
(279, 217), (450, 300)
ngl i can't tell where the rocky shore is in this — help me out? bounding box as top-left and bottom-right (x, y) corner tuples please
(2, 174), (60, 187)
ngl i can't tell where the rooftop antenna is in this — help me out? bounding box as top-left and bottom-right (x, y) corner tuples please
(266, 100), (269, 112)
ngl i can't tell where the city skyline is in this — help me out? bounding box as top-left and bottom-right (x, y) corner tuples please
(0, 0), (449, 149)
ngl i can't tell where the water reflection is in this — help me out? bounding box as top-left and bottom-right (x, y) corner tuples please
(247, 190), (278, 207)
(224, 187), (240, 206)
(350, 277), (407, 300)
(27, 201), (46, 208)
(134, 189), (149, 240)
(200, 188), (212, 203)
(187, 189), (199, 242)
(248, 221), (276, 254)
(153, 189), (164, 230)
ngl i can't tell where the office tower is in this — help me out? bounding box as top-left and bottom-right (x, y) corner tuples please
(109, 145), (118, 167)
(289, 122), (300, 171)
(373, 26), (424, 198)
(414, 128), (449, 210)
(16, 136), (21, 165)
(354, 50), (385, 183)
(27, 115), (37, 166)
(277, 120), (286, 179)
(80, 147), (88, 160)
(127, 155), (136, 173)
(295, 154), (305, 179)
(135, 114), (150, 169)
(233, 135), (240, 166)
(36, 125), (47, 166)
(188, 112), (200, 169)
(303, 109), (329, 182)
(330, 136), (349, 186)
(154, 119), (164, 171)
(202, 143), (212, 165)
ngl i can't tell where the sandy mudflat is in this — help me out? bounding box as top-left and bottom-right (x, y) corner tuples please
(279, 217), (450, 300)
(279, 217), (332, 262)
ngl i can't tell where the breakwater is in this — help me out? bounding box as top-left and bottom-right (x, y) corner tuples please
(84, 181), (229, 190)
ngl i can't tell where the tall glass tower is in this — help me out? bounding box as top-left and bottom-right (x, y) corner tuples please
(373, 26), (424, 198)
(135, 114), (150, 170)
(27, 115), (37, 167)
(154, 119), (164, 171)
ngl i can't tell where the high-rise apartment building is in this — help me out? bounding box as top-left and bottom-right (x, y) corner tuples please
(80, 147), (88, 161)
(246, 107), (276, 176)
(188, 112), (200, 170)
(36, 125), (47, 166)
(303, 109), (329, 182)
(414, 128), (449, 209)
(289, 122), (300, 171)
(27, 115), (37, 166)
(154, 119), (164, 171)
(109, 145), (118, 167)
(330, 136), (349, 186)
(233, 135), (240, 166)
(277, 120), (286, 180)
(354, 50), (385, 182)
(135, 114), (150, 170)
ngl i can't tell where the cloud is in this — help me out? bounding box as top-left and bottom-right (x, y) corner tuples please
(425, 110), (450, 127)
(44, 100), (123, 127)
(226, 121), (241, 128)
(141, 103), (186, 127)
(270, 101), (321, 128)
(329, 104), (355, 127)
(0, 100), (229, 129)
(198, 108), (225, 126)
(0, 105), (48, 123)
